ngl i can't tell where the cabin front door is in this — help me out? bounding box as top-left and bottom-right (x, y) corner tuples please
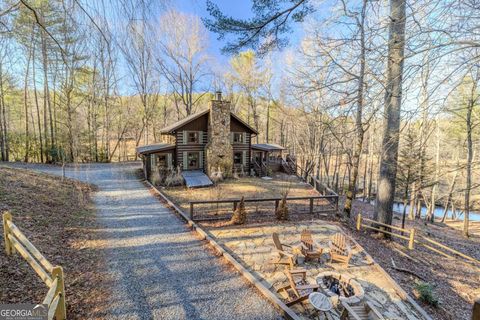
(187, 152), (200, 170)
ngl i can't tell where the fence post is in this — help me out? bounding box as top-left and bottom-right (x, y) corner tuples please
(275, 200), (279, 211)
(409, 228), (415, 250)
(309, 198), (314, 215)
(356, 214), (362, 231)
(190, 203), (194, 220)
(3, 211), (12, 256)
(473, 298), (480, 320)
(52, 266), (66, 320)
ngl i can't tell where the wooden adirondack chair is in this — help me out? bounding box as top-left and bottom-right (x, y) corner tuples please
(272, 232), (297, 269)
(277, 269), (320, 306)
(329, 233), (353, 266)
(300, 229), (323, 262)
(340, 300), (385, 320)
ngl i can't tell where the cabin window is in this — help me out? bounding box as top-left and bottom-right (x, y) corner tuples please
(187, 152), (199, 169)
(233, 152), (243, 165)
(187, 131), (199, 143)
(157, 155), (167, 167)
(232, 132), (245, 143)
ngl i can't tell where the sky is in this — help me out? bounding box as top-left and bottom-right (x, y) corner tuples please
(171, 0), (305, 80)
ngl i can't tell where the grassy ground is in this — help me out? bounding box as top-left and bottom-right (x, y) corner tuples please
(162, 173), (330, 221)
(0, 166), (108, 319)
(164, 174), (318, 201)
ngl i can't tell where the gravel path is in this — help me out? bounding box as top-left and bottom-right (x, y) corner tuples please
(4, 162), (278, 320)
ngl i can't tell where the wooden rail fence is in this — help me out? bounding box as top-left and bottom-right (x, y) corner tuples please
(356, 213), (480, 265)
(295, 165), (340, 212)
(189, 195), (338, 221)
(473, 298), (480, 320)
(356, 214), (416, 249)
(3, 212), (66, 320)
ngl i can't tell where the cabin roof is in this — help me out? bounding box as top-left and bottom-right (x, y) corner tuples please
(136, 143), (175, 155)
(160, 110), (210, 134)
(159, 109), (258, 134)
(251, 143), (286, 152)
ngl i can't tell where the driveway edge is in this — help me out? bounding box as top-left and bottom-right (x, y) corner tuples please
(145, 180), (300, 320)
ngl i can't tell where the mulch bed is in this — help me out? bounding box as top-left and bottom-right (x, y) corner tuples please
(0, 166), (110, 319)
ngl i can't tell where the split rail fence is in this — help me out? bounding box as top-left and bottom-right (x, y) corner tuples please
(189, 195), (338, 221)
(295, 165), (339, 210)
(2, 212), (67, 320)
(356, 213), (479, 265)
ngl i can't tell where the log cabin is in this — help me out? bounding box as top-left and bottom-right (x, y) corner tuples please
(136, 92), (295, 186)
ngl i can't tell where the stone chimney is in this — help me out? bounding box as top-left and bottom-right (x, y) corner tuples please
(205, 92), (233, 177)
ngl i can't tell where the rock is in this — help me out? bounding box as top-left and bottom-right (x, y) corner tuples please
(369, 290), (388, 305)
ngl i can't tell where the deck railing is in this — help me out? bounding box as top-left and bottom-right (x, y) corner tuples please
(3, 212), (67, 320)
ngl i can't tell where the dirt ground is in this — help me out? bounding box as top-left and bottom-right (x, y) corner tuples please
(342, 199), (480, 320)
(445, 220), (480, 237)
(0, 166), (109, 319)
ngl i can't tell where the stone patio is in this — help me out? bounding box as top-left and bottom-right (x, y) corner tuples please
(206, 221), (425, 320)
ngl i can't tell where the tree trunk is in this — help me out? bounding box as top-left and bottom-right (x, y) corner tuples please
(24, 40), (32, 162)
(441, 172), (457, 223)
(428, 119), (441, 222)
(32, 40), (44, 163)
(464, 98), (473, 237)
(408, 182), (416, 220)
(374, 0), (407, 235)
(265, 100), (270, 143)
(41, 31), (52, 162)
(343, 0), (367, 217)
(0, 62), (9, 161)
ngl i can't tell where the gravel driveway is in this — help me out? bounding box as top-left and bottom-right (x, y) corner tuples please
(5, 162), (278, 320)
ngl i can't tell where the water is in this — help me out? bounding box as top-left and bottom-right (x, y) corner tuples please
(368, 200), (480, 222)
(392, 202), (480, 222)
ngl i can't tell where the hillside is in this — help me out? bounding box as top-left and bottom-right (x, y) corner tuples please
(0, 166), (108, 319)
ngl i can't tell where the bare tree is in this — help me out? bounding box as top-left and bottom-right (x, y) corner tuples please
(155, 10), (210, 117)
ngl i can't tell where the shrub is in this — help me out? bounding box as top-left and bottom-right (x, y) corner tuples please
(240, 165), (246, 177)
(210, 166), (224, 183)
(231, 197), (247, 224)
(275, 194), (289, 220)
(233, 167), (240, 179)
(414, 281), (438, 307)
(151, 168), (162, 186)
(165, 166), (184, 186)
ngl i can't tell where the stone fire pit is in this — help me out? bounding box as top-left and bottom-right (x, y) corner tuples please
(316, 271), (364, 305)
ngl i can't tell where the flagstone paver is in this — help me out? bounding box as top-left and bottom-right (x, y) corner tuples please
(207, 221), (424, 319)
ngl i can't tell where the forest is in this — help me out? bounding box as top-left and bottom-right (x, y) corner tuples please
(0, 0), (478, 235)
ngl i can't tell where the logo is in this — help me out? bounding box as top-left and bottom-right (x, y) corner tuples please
(0, 304), (47, 320)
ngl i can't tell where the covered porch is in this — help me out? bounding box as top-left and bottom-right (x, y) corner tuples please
(251, 143), (294, 175)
